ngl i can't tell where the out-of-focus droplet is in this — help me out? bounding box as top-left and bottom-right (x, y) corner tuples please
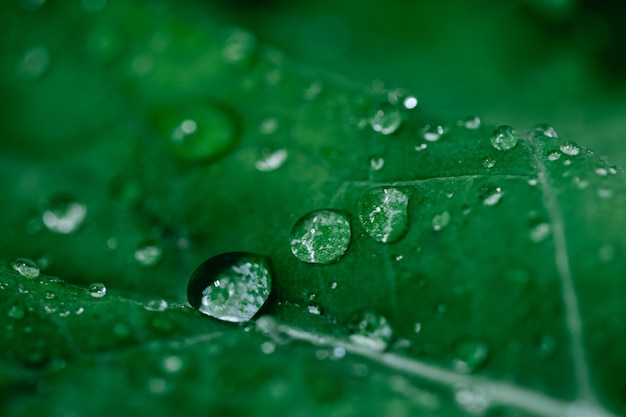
(17, 45), (50, 79)
(255, 148), (288, 172)
(370, 104), (403, 135)
(432, 211), (451, 231)
(134, 240), (163, 267)
(348, 311), (393, 351)
(42, 194), (87, 234)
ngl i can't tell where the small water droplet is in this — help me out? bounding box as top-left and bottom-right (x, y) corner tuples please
(187, 252), (273, 323)
(490, 126), (518, 151)
(597, 188), (613, 199)
(572, 177), (588, 189)
(10, 258), (40, 279)
(17, 45), (50, 79)
(144, 299), (168, 312)
(134, 240), (163, 267)
(608, 167), (618, 175)
(88, 282), (106, 298)
(415, 143), (428, 151)
(369, 105), (403, 135)
(454, 384), (489, 415)
(421, 123), (445, 142)
(290, 209), (351, 264)
(463, 116), (481, 130)
(403, 96), (418, 109)
(482, 158), (496, 169)
(358, 187), (410, 243)
(223, 29), (257, 63)
(529, 222), (551, 242)
(255, 148), (288, 172)
(534, 123), (559, 138)
(563, 159), (572, 166)
(307, 303), (321, 315)
(76, 307), (84, 315)
(330, 282), (338, 289)
(332, 346), (346, 359)
(259, 118), (279, 135)
(432, 211), (451, 231)
(560, 142), (580, 156)
(528, 179), (538, 186)
(547, 151), (561, 161)
(162, 355), (183, 374)
(8, 306), (25, 319)
(42, 194), (87, 234)
(394, 254), (403, 261)
(261, 341), (276, 355)
(595, 167), (608, 176)
(453, 339), (489, 373)
(348, 311), (393, 351)
(536, 333), (557, 359)
(45, 290), (55, 300)
(368, 156), (384, 171)
(482, 187), (503, 206)
(413, 322), (422, 333)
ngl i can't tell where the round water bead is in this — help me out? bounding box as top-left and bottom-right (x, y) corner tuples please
(369, 104), (403, 135)
(290, 209), (351, 264)
(187, 252), (273, 323)
(88, 282), (106, 298)
(358, 187), (410, 243)
(10, 258), (40, 279)
(490, 125), (519, 151)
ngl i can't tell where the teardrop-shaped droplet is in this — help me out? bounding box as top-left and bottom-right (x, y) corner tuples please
(453, 338), (490, 373)
(348, 311), (393, 351)
(187, 252), (273, 323)
(134, 240), (163, 267)
(222, 29), (257, 64)
(88, 282), (106, 298)
(42, 194), (87, 234)
(490, 125), (518, 151)
(358, 187), (410, 243)
(369, 105), (403, 135)
(290, 209), (351, 264)
(454, 384), (490, 415)
(10, 258), (40, 279)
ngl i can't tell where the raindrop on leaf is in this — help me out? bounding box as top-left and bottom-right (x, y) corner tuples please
(290, 209), (351, 264)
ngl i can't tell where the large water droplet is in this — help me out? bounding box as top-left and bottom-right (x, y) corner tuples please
(88, 282), (106, 298)
(290, 209), (351, 264)
(187, 252), (273, 323)
(255, 148), (288, 172)
(358, 187), (410, 243)
(348, 311), (393, 351)
(10, 258), (40, 279)
(42, 194), (87, 234)
(134, 240), (163, 267)
(369, 105), (403, 135)
(490, 126), (518, 151)
(453, 339), (490, 373)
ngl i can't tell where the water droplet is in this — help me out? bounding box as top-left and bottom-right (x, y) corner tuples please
(597, 188), (613, 199)
(529, 222), (551, 242)
(303, 81), (323, 100)
(432, 211), (451, 231)
(45, 290), (55, 300)
(76, 307), (84, 315)
(330, 282), (338, 289)
(560, 142), (580, 156)
(158, 102), (238, 162)
(10, 258), (40, 279)
(88, 282), (106, 298)
(255, 148), (288, 172)
(290, 209), (351, 264)
(144, 299), (168, 312)
(187, 252), (273, 323)
(463, 116), (481, 130)
(534, 123), (558, 138)
(482, 187), (503, 206)
(547, 151), (561, 161)
(595, 167), (608, 176)
(17, 45), (50, 79)
(415, 143), (428, 152)
(223, 29), (257, 64)
(536, 333), (557, 359)
(134, 240), (163, 267)
(454, 384), (489, 415)
(369, 105), (403, 135)
(421, 123), (445, 142)
(348, 311), (393, 351)
(358, 187), (410, 244)
(42, 194), (87, 234)
(368, 156), (384, 171)
(259, 118), (279, 135)
(482, 158), (496, 169)
(307, 303), (321, 315)
(598, 244), (615, 262)
(403, 96), (418, 109)
(162, 355), (183, 374)
(8, 306), (25, 319)
(490, 126), (518, 151)
(453, 339), (489, 372)
(413, 322), (422, 333)
(261, 341), (276, 355)
(608, 167), (618, 175)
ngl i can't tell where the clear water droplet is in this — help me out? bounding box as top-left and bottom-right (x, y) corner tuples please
(8, 306), (25, 319)
(403, 96), (418, 110)
(260, 341), (276, 355)
(290, 209), (351, 264)
(421, 123), (445, 142)
(529, 222), (551, 242)
(595, 167), (608, 176)
(608, 167), (618, 175)
(88, 282), (106, 298)
(223, 29), (257, 63)
(17, 45), (50, 79)
(42, 194), (87, 234)
(134, 240), (163, 267)
(482, 158), (496, 169)
(490, 126), (518, 151)
(453, 339), (490, 373)
(330, 282), (338, 289)
(255, 148), (288, 172)
(415, 143), (428, 152)
(413, 322), (422, 333)
(187, 252), (273, 323)
(358, 187), (410, 243)
(10, 258), (40, 279)
(45, 290), (55, 300)
(463, 116), (481, 130)
(547, 151), (561, 161)
(259, 118), (279, 135)
(144, 299), (168, 312)
(308, 303), (321, 315)
(534, 123), (558, 138)
(454, 384), (489, 415)
(162, 355), (183, 374)
(432, 211), (451, 231)
(482, 187), (503, 206)
(560, 142), (580, 156)
(368, 156), (384, 171)
(348, 311), (393, 351)
(369, 105), (403, 135)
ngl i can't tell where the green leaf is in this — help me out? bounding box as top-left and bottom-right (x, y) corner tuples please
(1, 2), (625, 417)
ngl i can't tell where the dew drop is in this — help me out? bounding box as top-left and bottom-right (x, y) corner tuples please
(482, 158), (496, 169)
(10, 258), (40, 279)
(42, 194), (87, 234)
(358, 187), (410, 244)
(8, 306), (25, 320)
(454, 384), (489, 415)
(547, 151), (561, 161)
(560, 142), (580, 156)
(481, 187), (503, 206)
(453, 339), (489, 373)
(421, 123), (445, 142)
(536, 333), (557, 359)
(187, 252), (273, 323)
(403, 96), (418, 110)
(368, 156), (385, 171)
(303, 81), (323, 100)
(597, 188), (614, 199)
(162, 355), (184, 374)
(255, 148), (288, 172)
(529, 222), (551, 242)
(45, 290), (55, 300)
(413, 322), (422, 333)
(330, 282), (338, 289)
(307, 303), (322, 315)
(348, 311), (393, 351)
(134, 240), (163, 267)
(259, 118), (279, 135)
(144, 299), (168, 312)
(534, 123), (559, 138)
(88, 282), (106, 298)
(463, 116), (481, 130)
(223, 29), (257, 64)
(595, 167), (608, 176)
(490, 126), (518, 151)
(369, 105), (403, 135)
(290, 209), (351, 264)
(415, 143), (428, 152)
(432, 211), (451, 231)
